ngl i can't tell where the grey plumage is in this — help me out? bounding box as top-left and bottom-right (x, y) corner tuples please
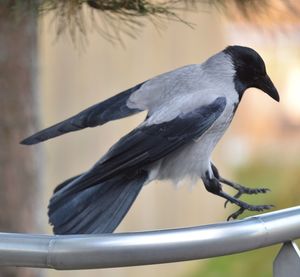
(22, 45), (280, 234)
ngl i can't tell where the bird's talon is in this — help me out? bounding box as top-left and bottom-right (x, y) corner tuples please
(224, 191), (242, 208)
(226, 203), (273, 220)
(224, 200), (229, 208)
(227, 208), (245, 221)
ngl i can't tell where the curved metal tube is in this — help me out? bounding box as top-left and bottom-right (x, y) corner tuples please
(1, 206), (300, 270)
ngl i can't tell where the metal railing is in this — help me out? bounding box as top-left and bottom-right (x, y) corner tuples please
(0, 206), (300, 276)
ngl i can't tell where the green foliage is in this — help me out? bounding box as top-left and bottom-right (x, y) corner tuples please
(188, 246), (279, 277)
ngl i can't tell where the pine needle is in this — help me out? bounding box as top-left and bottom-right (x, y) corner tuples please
(4, 0), (300, 43)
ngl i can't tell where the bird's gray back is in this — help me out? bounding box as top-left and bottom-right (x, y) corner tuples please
(127, 52), (237, 125)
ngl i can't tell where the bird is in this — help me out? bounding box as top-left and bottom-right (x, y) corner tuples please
(21, 45), (280, 234)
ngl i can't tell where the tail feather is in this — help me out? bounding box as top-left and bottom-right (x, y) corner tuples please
(48, 172), (147, 234)
(53, 174), (83, 193)
(51, 180), (118, 234)
(84, 178), (144, 233)
(48, 173), (88, 214)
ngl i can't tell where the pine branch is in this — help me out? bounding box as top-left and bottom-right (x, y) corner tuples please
(3, 0), (300, 42)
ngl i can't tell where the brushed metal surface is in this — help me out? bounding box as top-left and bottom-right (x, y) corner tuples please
(0, 206), (300, 270)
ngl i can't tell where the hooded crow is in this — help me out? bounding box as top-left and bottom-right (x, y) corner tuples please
(21, 45), (280, 234)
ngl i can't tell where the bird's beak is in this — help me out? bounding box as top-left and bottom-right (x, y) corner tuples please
(254, 74), (280, 102)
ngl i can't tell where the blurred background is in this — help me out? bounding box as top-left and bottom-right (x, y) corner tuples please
(1, 1), (300, 276)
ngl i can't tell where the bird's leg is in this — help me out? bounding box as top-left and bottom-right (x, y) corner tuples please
(219, 177), (270, 208)
(217, 190), (273, 220)
(203, 168), (273, 220)
(210, 163), (270, 208)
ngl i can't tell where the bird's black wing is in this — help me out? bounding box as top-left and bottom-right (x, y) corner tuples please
(58, 97), (227, 197)
(21, 82), (145, 145)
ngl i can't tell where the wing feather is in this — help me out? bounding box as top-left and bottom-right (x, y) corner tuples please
(58, 96), (227, 197)
(21, 82), (145, 145)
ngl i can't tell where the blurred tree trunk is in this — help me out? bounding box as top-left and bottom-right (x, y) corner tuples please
(0, 4), (43, 277)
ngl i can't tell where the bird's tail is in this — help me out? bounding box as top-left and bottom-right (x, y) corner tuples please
(48, 171), (148, 234)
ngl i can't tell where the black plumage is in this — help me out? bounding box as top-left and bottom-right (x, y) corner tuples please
(47, 97), (226, 234)
(49, 172), (148, 234)
(21, 82), (144, 145)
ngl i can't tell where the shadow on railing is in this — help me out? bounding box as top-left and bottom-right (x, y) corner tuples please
(0, 206), (300, 276)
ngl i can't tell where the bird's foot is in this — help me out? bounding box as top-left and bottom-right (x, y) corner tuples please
(219, 177), (270, 208)
(217, 190), (273, 220)
(226, 204), (274, 221)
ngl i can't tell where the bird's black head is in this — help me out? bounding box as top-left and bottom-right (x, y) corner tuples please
(224, 45), (279, 102)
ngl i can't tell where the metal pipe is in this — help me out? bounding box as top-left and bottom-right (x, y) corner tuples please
(0, 206), (300, 270)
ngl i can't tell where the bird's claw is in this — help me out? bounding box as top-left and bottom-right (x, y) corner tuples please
(220, 178), (271, 209)
(227, 207), (245, 221)
(224, 191), (242, 208)
(217, 188), (273, 220)
(223, 188), (270, 208)
(226, 203), (274, 221)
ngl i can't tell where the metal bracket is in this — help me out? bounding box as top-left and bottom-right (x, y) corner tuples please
(274, 241), (300, 277)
